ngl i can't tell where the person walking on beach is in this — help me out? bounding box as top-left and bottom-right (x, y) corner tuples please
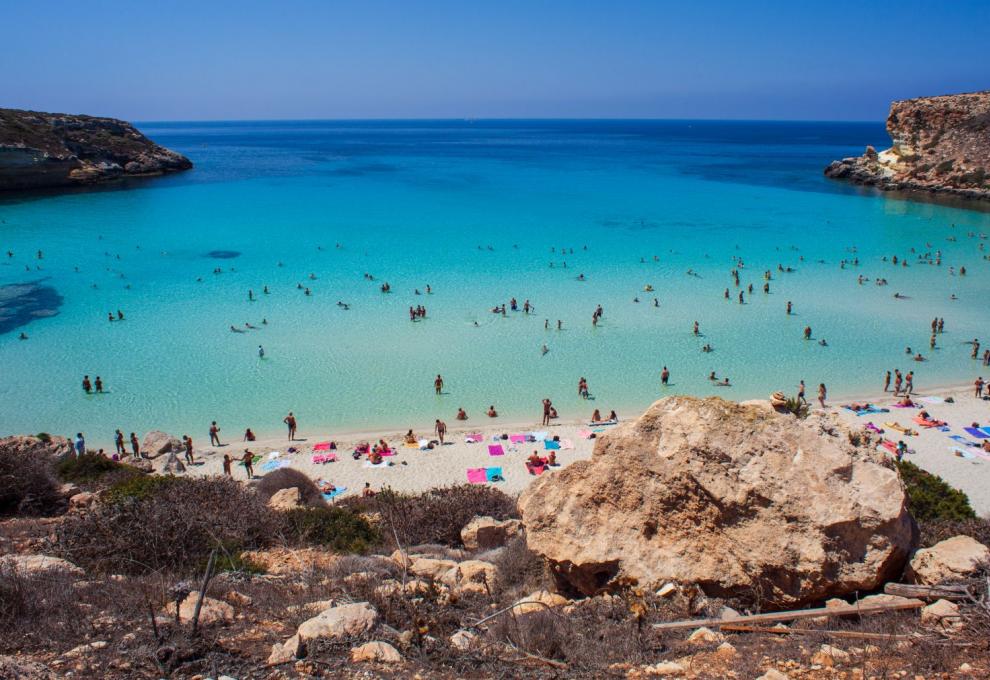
(130, 432), (140, 458)
(182, 435), (195, 465)
(241, 450), (255, 479)
(434, 418), (446, 444)
(817, 383), (827, 408)
(74, 433), (85, 457)
(883, 371), (891, 392)
(434, 374), (444, 395)
(284, 412), (297, 440)
(661, 366), (670, 386)
(209, 421), (221, 446)
(976, 377), (985, 398)
(114, 429), (125, 456)
(905, 371), (914, 395)
(542, 398), (552, 426)
(222, 454), (232, 476)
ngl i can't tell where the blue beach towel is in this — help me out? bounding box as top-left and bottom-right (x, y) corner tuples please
(963, 427), (990, 439)
(322, 487), (347, 501)
(949, 434), (978, 447)
(485, 466), (503, 482)
(544, 440), (561, 450)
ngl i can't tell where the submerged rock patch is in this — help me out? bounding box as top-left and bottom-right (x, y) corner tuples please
(206, 250), (241, 259)
(0, 280), (63, 335)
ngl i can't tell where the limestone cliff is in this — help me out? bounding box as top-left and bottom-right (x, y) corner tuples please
(0, 108), (191, 192)
(825, 91), (990, 201)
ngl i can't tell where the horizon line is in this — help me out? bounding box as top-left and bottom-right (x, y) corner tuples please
(134, 115), (883, 125)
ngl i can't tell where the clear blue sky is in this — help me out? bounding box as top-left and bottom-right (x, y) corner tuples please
(2, 0), (987, 121)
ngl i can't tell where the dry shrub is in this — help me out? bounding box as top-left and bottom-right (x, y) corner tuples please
(53, 476), (281, 575)
(490, 535), (549, 599)
(0, 564), (91, 654)
(254, 467), (327, 508)
(0, 446), (63, 516)
(342, 484), (517, 548)
(917, 516), (990, 548)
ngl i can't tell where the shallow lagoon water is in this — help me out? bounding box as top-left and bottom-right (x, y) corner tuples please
(1, 120), (988, 441)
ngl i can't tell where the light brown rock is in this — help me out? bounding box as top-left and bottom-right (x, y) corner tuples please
(921, 599), (962, 632)
(460, 516), (523, 550)
(450, 630), (477, 651)
(687, 626), (725, 644)
(163, 591), (234, 626)
(0, 434), (72, 459)
(141, 430), (182, 459)
(296, 602), (377, 645)
(907, 535), (990, 585)
(350, 641), (402, 664)
(240, 547), (337, 575)
(511, 589), (569, 615)
(409, 557), (458, 580)
(518, 396), (912, 605)
(68, 491), (97, 511)
(0, 554), (84, 579)
(268, 487), (304, 511)
(440, 560), (497, 595)
(757, 671), (790, 680)
(646, 661), (685, 676)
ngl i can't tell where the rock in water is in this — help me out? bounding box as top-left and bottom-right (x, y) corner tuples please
(824, 90), (990, 201)
(518, 396), (912, 607)
(0, 108), (192, 193)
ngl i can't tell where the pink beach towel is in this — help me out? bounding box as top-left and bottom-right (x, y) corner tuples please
(509, 434), (527, 444)
(488, 444), (505, 456)
(313, 441), (334, 451)
(466, 467), (488, 484)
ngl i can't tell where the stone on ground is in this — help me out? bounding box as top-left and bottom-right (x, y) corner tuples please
(907, 535), (990, 585)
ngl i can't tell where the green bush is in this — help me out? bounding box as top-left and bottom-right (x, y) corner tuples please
(56, 453), (122, 483)
(284, 506), (380, 553)
(35, 432), (52, 443)
(897, 460), (976, 522)
(104, 474), (179, 504)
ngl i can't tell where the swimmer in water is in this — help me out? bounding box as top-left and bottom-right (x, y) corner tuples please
(541, 344), (549, 355)
(258, 345), (265, 358)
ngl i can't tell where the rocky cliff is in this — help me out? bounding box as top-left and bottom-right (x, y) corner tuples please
(0, 108), (191, 192)
(825, 91), (990, 201)
(518, 396), (913, 607)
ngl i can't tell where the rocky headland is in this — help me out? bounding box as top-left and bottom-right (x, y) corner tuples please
(825, 90), (990, 201)
(0, 108), (191, 192)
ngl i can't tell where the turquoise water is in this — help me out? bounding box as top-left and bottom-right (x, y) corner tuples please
(1, 120), (988, 442)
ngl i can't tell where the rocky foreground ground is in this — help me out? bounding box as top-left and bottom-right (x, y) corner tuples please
(2, 397), (989, 678)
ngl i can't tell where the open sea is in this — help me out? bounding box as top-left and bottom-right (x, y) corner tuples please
(2, 120), (989, 442)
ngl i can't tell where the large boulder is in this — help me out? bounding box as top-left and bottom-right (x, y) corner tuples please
(461, 516), (523, 551)
(440, 560), (498, 595)
(906, 535), (990, 585)
(518, 396), (913, 607)
(296, 601), (377, 645)
(141, 430), (182, 459)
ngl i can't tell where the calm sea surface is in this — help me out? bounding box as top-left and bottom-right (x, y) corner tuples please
(2, 120), (988, 441)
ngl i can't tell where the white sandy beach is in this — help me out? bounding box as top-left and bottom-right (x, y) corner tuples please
(163, 380), (990, 515)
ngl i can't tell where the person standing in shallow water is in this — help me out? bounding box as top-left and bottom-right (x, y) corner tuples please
(284, 411), (297, 440)
(542, 398), (552, 426)
(883, 371), (891, 392)
(434, 374), (444, 395)
(661, 366), (670, 386)
(209, 421), (221, 446)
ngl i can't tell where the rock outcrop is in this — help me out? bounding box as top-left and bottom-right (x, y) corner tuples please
(0, 434), (72, 459)
(461, 516), (523, 551)
(141, 431), (182, 459)
(825, 91), (990, 201)
(518, 396), (913, 607)
(0, 108), (191, 193)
